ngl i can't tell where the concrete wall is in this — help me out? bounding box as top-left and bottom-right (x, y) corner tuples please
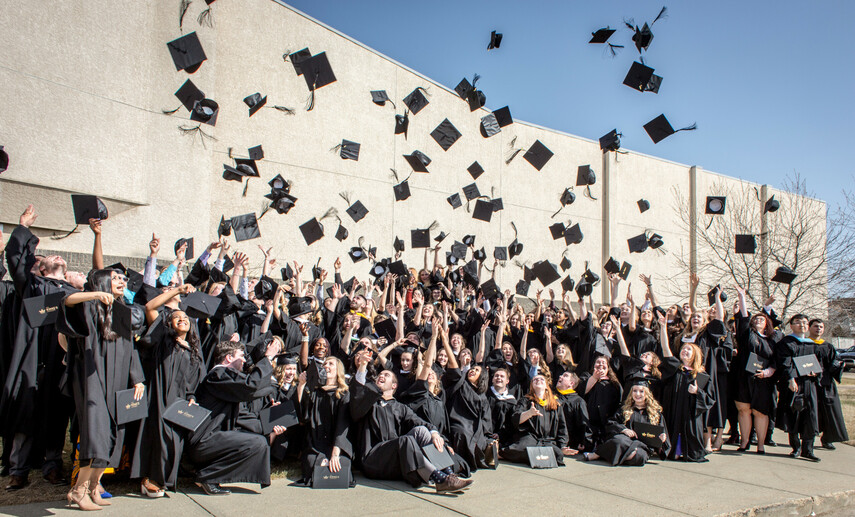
(0, 0), (827, 311)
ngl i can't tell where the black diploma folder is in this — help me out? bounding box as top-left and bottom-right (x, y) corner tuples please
(115, 388), (148, 425)
(422, 443), (454, 470)
(526, 446), (558, 469)
(633, 422), (666, 449)
(260, 399), (299, 435)
(745, 352), (770, 375)
(312, 456), (352, 489)
(794, 354), (822, 377)
(23, 292), (65, 328)
(163, 399), (211, 432)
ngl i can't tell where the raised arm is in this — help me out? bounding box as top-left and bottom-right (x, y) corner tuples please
(229, 252), (246, 293)
(658, 313), (672, 358)
(627, 289), (637, 332)
(442, 326), (459, 369)
(713, 285), (725, 322)
(475, 320), (489, 363)
(418, 318), (440, 380)
(145, 284), (194, 323)
(544, 326), (555, 363)
(640, 273), (658, 308)
(89, 218), (104, 271)
(298, 322), (311, 368)
(259, 246), (274, 277)
(577, 295), (588, 322)
(689, 273), (699, 315)
(736, 284), (748, 319)
(611, 315), (630, 357)
(520, 315), (531, 360)
(608, 273), (621, 307)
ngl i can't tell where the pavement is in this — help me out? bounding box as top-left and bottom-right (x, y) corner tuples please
(1, 440), (854, 517)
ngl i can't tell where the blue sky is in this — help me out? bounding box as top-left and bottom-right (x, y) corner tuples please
(284, 0), (853, 210)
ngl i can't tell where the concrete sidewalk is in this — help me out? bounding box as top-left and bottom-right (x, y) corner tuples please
(2, 443), (854, 517)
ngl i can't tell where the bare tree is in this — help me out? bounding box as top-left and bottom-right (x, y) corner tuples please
(665, 173), (840, 322)
(826, 183), (855, 337)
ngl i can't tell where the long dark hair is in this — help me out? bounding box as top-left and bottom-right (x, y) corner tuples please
(89, 269), (119, 341)
(167, 310), (202, 363)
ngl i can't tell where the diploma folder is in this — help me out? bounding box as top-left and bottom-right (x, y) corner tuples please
(526, 446), (558, 469)
(23, 292), (65, 327)
(632, 422), (666, 449)
(312, 456), (352, 489)
(745, 352), (770, 375)
(422, 443), (454, 470)
(163, 399), (211, 432)
(260, 399), (299, 435)
(794, 354), (822, 377)
(115, 388), (148, 425)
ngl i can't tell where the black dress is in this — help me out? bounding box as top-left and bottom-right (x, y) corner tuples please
(186, 359), (275, 487)
(444, 368), (492, 471)
(578, 373), (623, 446)
(690, 321), (732, 429)
(299, 386), (352, 484)
(659, 357), (714, 462)
(131, 314), (205, 488)
(733, 313), (776, 416)
(815, 341), (849, 443)
(57, 299), (145, 467)
(595, 406), (670, 466)
(501, 397), (569, 466)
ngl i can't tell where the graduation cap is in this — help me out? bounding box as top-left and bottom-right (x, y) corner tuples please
(393, 237), (405, 253)
(575, 278), (593, 297)
(764, 196), (780, 213)
(494, 246), (508, 261)
(403, 87), (429, 114)
(373, 318), (398, 343)
(345, 200), (368, 222)
(254, 276), (279, 301)
(560, 189), (576, 206)
(174, 238), (194, 260)
(480, 112), (501, 138)
(395, 110), (409, 137)
(369, 260), (389, 280)
(619, 261), (632, 281)
(628, 233), (649, 253)
(509, 239), (523, 259)
(447, 193), (462, 209)
(576, 165), (596, 187)
(480, 278), (500, 299)
(370, 90), (392, 106)
(707, 285), (726, 306)
(564, 223), (583, 245)
(393, 179), (411, 201)
(583, 268), (601, 285)
(532, 260), (561, 287)
(174, 79), (218, 125)
(266, 174), (291, 193)
(492, 106), (513, 127)
(333, 140), (360, 161)
(299, 217), (324, 245)
(467, 162), (485, 180)
(281, 264), (295, 281)
(462, 235), (476, 247)
(472, 199), (494, 222)
(560, 276), (575, 293)
(491, 198), (504, 212)
(589, 27), (616, 43)
(434, 231), (448, 243)
(627, 7), (667, 53)
(473, 248), (487, 262)
(560, 257), (571, 271)
(404, 151), (431, 173)
(288, 48), (311, 75)
(270, 194), (298, 215)
(71, 195), (109, 224)
(288, 296), (314, 317)
(522, 140), (553, 171)
(243, 93), (267, 117)
(487, 30), (503, 50)
(411, 228), (431, 248)
(462, 183), (481, 201)
(771, 265), (797, 284)
(454, 75), (486, 111)
(643, 114), (697, 144)
(638, 199), (650, 213)
(648, 233), (664, 249)
(515, 279), (530, 296)
(735, 234), (756, 254)
(599, 130), (621, 152)
(166, 32), (207, 73)
(430, 119), (462, 151)
(522, 264), (536, 282)
(451, 241), (468, 259)
(227, 212), (259, 242)
(335, 224), (349, 242)
(348, 246), (367, 263)
(549, 222), (566, 240)
(604, 257), (620, 275)
(462, 260), (479, 285)
(445, 252), (460, 266)
(302, 52), (337, 90)
(706, 196), (726, 215)
(222, 164), (255, 182)
(622, 61), (658, 93)
(0, 146), (7, 173)
(388, 259), (409, 276)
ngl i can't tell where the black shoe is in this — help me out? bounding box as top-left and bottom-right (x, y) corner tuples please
(800, 452), (821, 462)
(764, 438), (777, 447)
(821, 442), (836, 450)
(756, 449), (766, 455)
(749, 434), (758, 446)
(789, 449), (801, 458)
(736, 445), (750, 452)
(196, 482), (231, 495)
(5, 475), (29, 491)
(725, 434), (740, 446)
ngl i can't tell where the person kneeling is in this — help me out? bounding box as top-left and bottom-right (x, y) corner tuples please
(186, 339), (279, 495)
(349, 350), (472, 493)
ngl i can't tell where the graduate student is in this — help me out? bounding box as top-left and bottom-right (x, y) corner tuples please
(186, 339), (280, 495)
(555, 372), (592, 453)
(58, 265), (145, 510)
(808, 319), (849, 448)
(349, 350), (473, 493)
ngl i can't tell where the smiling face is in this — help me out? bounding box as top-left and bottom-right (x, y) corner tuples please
(690, 312), (705, 330)
(679, 343), (695, 366)
(555, 344), (568, 360)
(502, 342), (515, 362)
(323, 357), (337, 379)
(790, 317), (809, 336)
(530, 375), (547, 395)
(436, 348), (448, 367)
(422, 304), (435, 319)
(600, 320), (613, 338)
(400, 351), (414, 372)
(375, 370), (397, 392)
(556, 372), (576, 391)
(640, 351), (655, 367)
(419, 270), (430, 284)
(593, 356), (609, 377)
(282, 363), (297, 383)
(492, 369), (509, 390)
(450, 333), (463, 353)
(110, 271), (126, 297)
(467, 365), (482, 385)
(170, 310), (190, 334)
(751, 314), (768, 334)
(313, 339), (329, 359)
(509, 313), (521, 327)
(631, 385), (646, 406)
(640, 308), (653, 326)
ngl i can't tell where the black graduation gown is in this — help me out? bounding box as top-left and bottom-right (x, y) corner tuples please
(276, 314), (321, 355)
(558, 391), (592, 451)
(444, 368), (492, 471)
(815, 341), (849, 443)
(198, 285), (242, 367)
(270, 383), (302, 461)
(595, 406), (670, 466)
(131, 314), (205, 488)
(693, 321), (733, 429)
(578, 373), (623, 446)
(484, 349), (525, 391)
(56, 299), (145, 466)
(627, 327), (659, 357)
(614, 355), (664, 403)
(502, 397), (569, 466)
(0, 226), (77, 439)
(187, 359), (275, 486)
(348, 379), (437, 487)
(572, 314), (599, 374)
(733, 313), (776, 416)
(775, 336), (828, 438)
(659, 357), (714, 462)
(299, 387), (353, 482)
(486, 387), (519, 447)
(400, 380), (449, 438)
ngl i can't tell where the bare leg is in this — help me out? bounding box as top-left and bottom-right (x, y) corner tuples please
(752, 410), (769, 453)
(735, 402), (752, 448)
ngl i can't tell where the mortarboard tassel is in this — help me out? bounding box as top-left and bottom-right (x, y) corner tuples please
(389, 168), (399, 182)
(258, 201), (272, 220)
(178, 124), (215, 148)
(305, 90), (315, 111)
(505, 136), (522, 165)
(162, 105), (181, 115)
(272, 105), (296, 115)
(651, 6), (668, 25)
(319, 207), (338, 222)
(338, 191), (351, 206)
(179, 0), (192, 29)
(197, 6), (213, 27)
(676, 123), (698, 133)
(50, 226), (80, 240)
(242, 179), (250, 197)
(606, 43), (624, 58)
(227, 147), (233, 158)
(623, 18), (636, 31)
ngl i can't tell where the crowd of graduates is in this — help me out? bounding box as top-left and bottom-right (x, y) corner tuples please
(0, 204), (848, 511)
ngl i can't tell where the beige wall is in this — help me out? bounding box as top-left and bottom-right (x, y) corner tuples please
(0, 0), (826, 311)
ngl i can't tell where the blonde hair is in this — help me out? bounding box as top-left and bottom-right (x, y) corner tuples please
(525, 376), (559, 411)
(680, 342), (705, 377)
(621, 385), (663, 426)
(325, 357), (349, 399)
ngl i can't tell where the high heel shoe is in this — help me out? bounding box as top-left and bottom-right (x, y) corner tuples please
(89, 484), (111, 506)
(141, 478), (165, 498)
(66, 481), (102, 511)
(736, 444), (750, 452)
